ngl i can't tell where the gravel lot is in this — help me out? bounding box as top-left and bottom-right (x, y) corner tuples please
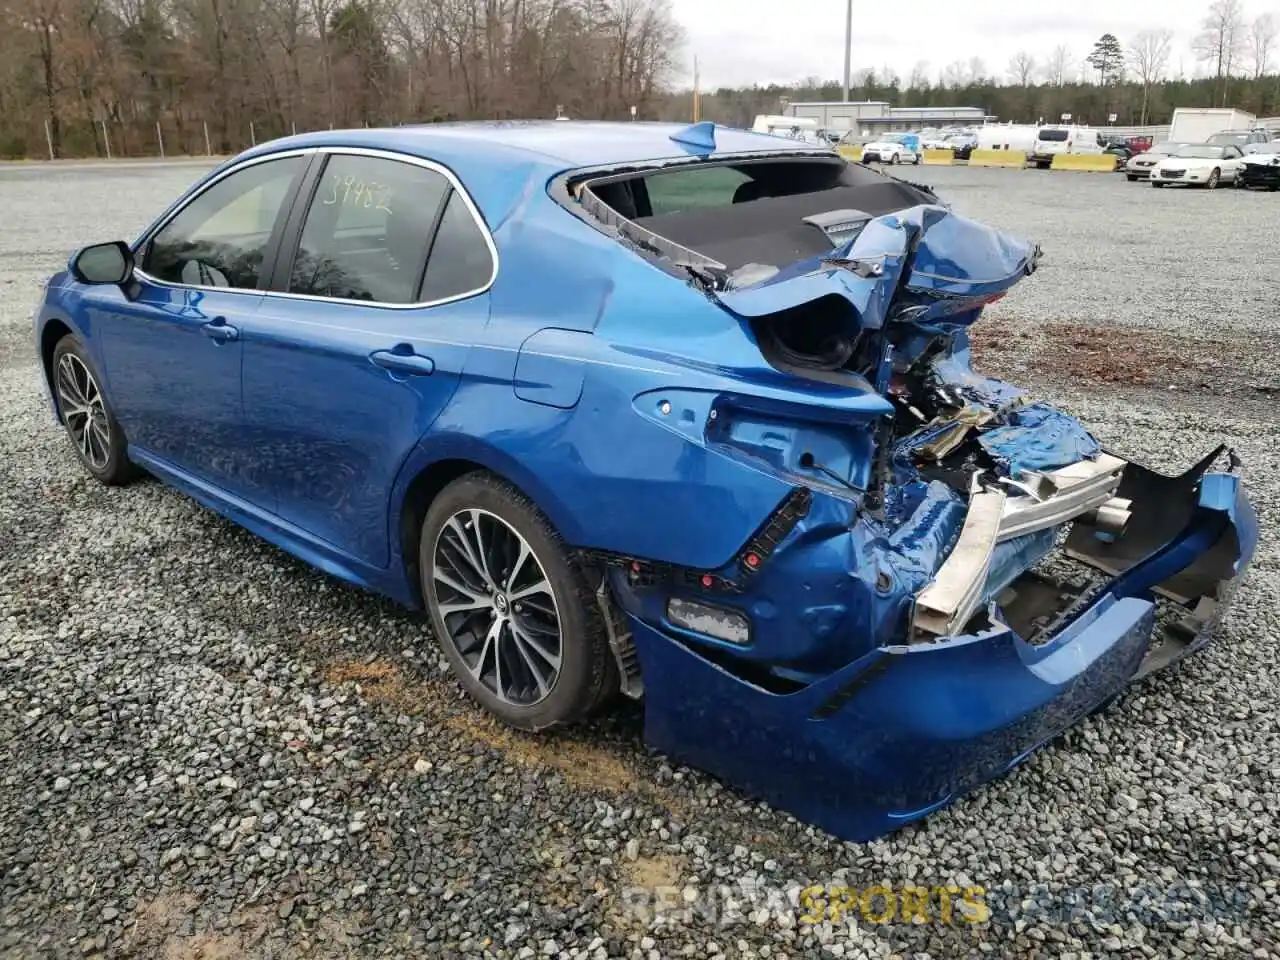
(1, 160), (1277, 960)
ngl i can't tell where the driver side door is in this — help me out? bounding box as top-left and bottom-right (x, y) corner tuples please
(95, 153), (310, 501)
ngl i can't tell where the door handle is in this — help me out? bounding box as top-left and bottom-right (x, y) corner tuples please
(370, 347), (435, 376)
(201, 317), (239, 342)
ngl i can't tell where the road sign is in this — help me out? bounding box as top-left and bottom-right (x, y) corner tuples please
(1108, 113), (1118, 123)
(1060, 112), (1072, 121)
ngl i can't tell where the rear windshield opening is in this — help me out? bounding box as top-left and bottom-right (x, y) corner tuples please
(1036, 129), (1069, 141)
(579, 159), (935, 277)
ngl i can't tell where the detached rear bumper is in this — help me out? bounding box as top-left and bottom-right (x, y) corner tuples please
(627, 456), (1257, 843)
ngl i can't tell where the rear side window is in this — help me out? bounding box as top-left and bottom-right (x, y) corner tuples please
(1036, 129), (1069, 142)
(418, 192), (495, 302)
(288, 154), (449, 303)
(144, 156), (303, 290)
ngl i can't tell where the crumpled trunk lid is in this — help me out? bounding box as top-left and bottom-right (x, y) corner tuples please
(712, 203), (1041, 332)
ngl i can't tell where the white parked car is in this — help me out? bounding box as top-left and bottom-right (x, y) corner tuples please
(860, 133), (921, 165)
(1149, 143), (1246, 188)
(1124, 142), (1186, 181)
(1029, 125), (1103, 168)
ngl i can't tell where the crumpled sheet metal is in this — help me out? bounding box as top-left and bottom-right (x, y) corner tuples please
(978, 401), (1102, 477)
(915, 404), (996, 461)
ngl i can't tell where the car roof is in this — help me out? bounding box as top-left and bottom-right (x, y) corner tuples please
(222, 121), (838, 229)
(236, 121), (828, 171)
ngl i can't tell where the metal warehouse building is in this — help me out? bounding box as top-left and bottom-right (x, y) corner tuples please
(785, 101), (993, 134)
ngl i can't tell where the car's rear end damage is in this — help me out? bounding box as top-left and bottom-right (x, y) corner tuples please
(556, 134), (1259, 842)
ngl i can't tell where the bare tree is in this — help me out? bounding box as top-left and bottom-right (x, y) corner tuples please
(907, 60), (930, 90)
(1128, 29), (1172, 125)
(1043, 44), (1072, 86)
(940, 60), (966, 90)
(1007, 50), (1035, 87)
(1247, 12), (1276, 79)
(1192, 0), (1245, 106)
(966, 56), (987, 85)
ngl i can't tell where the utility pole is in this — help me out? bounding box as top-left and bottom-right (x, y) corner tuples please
(842, 0), (852, 102)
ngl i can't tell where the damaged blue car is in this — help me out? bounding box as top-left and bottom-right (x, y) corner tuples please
(33, 121), (1258, 843)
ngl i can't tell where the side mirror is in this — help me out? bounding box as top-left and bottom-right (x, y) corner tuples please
(69, 241), (134, 285)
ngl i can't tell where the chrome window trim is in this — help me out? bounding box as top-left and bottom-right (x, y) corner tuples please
(132, 148), (314, 295)
(132, 145), (500, 311)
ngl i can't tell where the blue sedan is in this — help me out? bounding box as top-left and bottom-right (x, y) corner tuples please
(32, 121), (1257, 842)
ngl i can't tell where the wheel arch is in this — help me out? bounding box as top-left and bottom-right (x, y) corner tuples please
(391, 438), (583, 608)
(39, 317), (75, 419)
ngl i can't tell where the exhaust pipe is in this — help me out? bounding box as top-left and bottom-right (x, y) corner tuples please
(1088, 496), (1132, 542)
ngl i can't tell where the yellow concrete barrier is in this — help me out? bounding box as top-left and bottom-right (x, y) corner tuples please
(1050, 152), (1121, 172)
(838, 145), (863, 162)
(922, 148), (954, 165)
(968, 149), (1027, 168)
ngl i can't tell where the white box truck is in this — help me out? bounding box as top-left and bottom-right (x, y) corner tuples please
(1169, 108), (1256, 143)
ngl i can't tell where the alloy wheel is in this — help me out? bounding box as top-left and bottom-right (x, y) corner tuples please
(56, 352), (111, 470)
(431, 509), (562, 706)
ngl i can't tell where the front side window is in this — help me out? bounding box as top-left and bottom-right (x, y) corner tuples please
(288, 154), (450, 304)
(144, 156), (303, 289)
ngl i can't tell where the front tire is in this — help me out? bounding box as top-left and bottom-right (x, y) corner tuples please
(51, 335), (136, 486)
(1205, 168), (1220, 189)
(420, 472), (612, 730)
(888, 152), (898, 165)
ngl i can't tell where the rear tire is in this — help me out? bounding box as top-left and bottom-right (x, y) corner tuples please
(51, 335), (137, 486)
(419, 472), (612, 730)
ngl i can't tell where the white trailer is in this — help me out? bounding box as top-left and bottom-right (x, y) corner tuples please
(751, 115), (827, 144)
(1169, 108), (1256, 143)
(975, 123), (1038, 155)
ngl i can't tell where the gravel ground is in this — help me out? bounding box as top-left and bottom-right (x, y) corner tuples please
(1, 161), (1278, 960)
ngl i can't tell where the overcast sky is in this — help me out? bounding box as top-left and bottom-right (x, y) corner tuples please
(670, 0), (1269, 89)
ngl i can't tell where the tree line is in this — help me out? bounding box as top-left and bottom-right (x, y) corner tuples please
(0, 0), (682, 158)
(3, 0), (1278, 160)
(658, 71), (1280, 135)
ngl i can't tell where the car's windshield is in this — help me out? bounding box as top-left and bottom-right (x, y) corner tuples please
(878, 134), (907, 144)
(1171, 145), (1228, 159)
(1037, 129), (1069, 141)
(1149, 143), (1180, 155)
(1207, 132), (1248, 145)
(1249, 141), (1280, 154)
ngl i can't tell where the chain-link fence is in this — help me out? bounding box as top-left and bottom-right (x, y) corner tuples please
(0, 115), (376, 161)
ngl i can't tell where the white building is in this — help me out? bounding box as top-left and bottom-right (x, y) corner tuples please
(785, 101), (993, 135)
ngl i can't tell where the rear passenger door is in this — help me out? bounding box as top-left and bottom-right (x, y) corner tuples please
(238, 149), (496, 568)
